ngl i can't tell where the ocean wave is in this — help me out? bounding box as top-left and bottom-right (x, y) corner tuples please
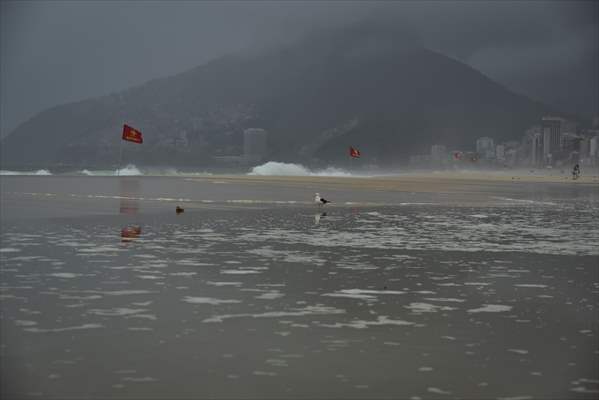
(76, 165), (141, 176)
(248, 162), (353, 177)
(115, 164), (142, 176)
(76, 165), (212, 177)
(0, 169), (52, 176)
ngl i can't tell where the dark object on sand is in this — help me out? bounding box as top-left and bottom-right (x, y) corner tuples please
(176, 206), (184, 214)
(572, 164), (580, 180)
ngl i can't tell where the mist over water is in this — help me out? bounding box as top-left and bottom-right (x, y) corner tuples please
(0, 165), (214, 177)
(0, 162), (358, 178)
(1, 163), (598, 181)
(2, 2), (598, 398)
(0, 169), (52, 176)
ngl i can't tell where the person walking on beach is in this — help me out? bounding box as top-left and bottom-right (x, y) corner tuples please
(572, 163), (581, 180)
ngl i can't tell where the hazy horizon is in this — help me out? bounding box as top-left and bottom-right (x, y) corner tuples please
(1, 0), (597, 138)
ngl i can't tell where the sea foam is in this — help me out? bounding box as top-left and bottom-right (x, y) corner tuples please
(0, 169), (52, 176)
(248, 161), (353, 177)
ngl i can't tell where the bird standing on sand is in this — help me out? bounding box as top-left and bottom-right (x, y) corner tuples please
(314, 193), (331, 207)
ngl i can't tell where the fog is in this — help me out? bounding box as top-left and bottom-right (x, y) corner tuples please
(1, 0), (597, 137)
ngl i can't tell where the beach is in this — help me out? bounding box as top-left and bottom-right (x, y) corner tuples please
(1, 173), (598, 398)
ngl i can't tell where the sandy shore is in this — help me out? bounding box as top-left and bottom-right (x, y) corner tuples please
(185, 170), (599, 193)
(2, 193), (598, 398)
(1, 172), (597, 221)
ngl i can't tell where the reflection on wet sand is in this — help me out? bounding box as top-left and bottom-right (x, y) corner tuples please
(121, 226), (142, 242)
(1, 180), (598, 399)
(119, 178), (141, 214)
(314, 212), (326, 225)
(119, 179), (142, 242)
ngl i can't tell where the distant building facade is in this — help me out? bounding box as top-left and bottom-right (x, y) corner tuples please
(430, 144), (447, 163)
(495, 144), (505, 161)
(591, 136), (599, 157)
(476, 137), (495, 159)
(530, 133), (542, 166)
(579, 138), (590, 158)
(590, 135), (599, 166)
(541, 116), (564, 163)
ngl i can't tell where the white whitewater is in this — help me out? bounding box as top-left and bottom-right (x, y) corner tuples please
(0, 169), (52, 176)
(248, 161), (353, 177)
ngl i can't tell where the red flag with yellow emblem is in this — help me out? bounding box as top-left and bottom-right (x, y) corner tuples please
(122, 124), (143, 144)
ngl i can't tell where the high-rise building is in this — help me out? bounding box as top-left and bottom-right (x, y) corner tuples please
(430, 144), (447, 162)
(496, 144), (505, 161)
(543, 129), (552, 162)
(476, 137), (495, 159)
(561, 120), (577, 135)
(590, 136), (599, 157)
(524, 125), (542, 166)
(531, 133), (542, 166)
(561, 132), (581, 153)
(243, 128), (268, 161)
(579, 138), (590, 158)
(541, 117), (564, 160)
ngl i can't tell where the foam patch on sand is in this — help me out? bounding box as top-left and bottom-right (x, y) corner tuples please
(405, 302), (457, 313)
(182, 297), (241, 305)
(323, 289), (405, 301)
(467, 304), (512, 313)
(203, 305), (345, 323)
(24, 323), (103, 333)
(319, 316), (415, 329)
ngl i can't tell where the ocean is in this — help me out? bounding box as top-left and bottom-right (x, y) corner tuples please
(1, 173), (598, 398)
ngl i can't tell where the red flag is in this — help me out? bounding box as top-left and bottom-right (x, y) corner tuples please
(349, 146), (361, 158)
(122, 124), (143, 144)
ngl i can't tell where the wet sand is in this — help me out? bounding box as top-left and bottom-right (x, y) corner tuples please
(1, 175), (598, 399)
(1, 172), (597, 219)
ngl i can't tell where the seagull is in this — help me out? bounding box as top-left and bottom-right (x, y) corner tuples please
(314, 193), (331, 207)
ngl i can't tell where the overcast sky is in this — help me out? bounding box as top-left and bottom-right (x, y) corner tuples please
(1, 0), (597, 137)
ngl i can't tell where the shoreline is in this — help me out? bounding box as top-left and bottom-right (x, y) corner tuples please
(183, 172), (599, 192)
(2, 170), (598, 183)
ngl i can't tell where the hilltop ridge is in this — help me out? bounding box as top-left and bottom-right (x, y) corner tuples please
(1, 23), (558, 168)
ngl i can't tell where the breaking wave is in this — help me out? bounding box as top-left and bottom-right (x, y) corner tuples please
(0, 169), (52, 176)
(77, 165), (212, 177)
(78, 165), (141, 176)
(248, 162), (353, 177)
(115, 165), (142, 176)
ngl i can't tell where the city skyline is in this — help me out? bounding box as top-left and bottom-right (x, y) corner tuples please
(413, 114), (599, 169)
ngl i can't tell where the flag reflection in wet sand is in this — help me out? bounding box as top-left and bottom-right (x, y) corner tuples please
(121, 226), (141, 242)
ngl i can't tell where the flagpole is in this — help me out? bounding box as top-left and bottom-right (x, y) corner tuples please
(118, 135), (123, 177)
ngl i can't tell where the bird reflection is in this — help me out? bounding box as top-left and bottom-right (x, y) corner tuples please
(121, 226), (142, 242)
(314, 212), (327, 225)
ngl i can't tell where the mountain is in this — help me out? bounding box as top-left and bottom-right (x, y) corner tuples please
(1, 24), (559, 168)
